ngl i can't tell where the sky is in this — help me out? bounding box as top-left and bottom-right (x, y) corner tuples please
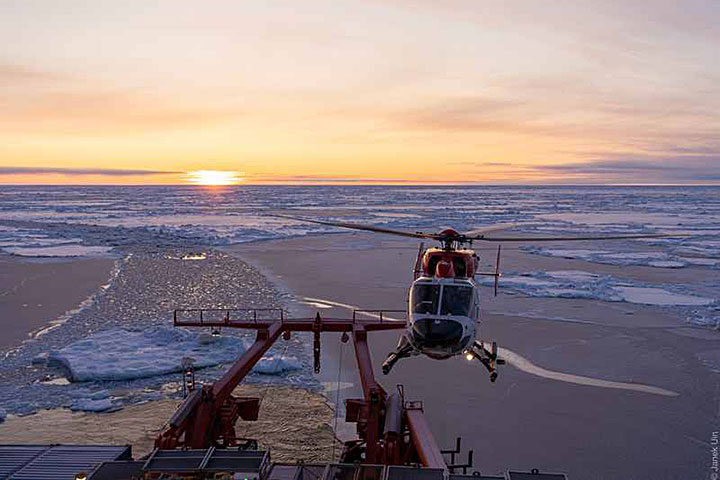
(1, 0), (719, 185)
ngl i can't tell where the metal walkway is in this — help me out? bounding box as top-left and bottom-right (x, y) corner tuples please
(0, 444), (131, 480)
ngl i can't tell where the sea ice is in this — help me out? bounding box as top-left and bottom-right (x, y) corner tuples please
(689, 313), (720, 328)
(537, 211), (683, 226)
(681, 257), (720, 267)
(545, 270), (600, 283)
(254, 356), (302, 374)
(495, 276), (557, 288)
(611, 286), (716, 306)
(47, 326), (300, 382)
(89, 390), (110, 400)
(31, 352), (49, 365)
(524, 247), (688, 269)
(541, 288), (602, 299)
(674, 246), (720, 259)
(529, 249), (604, 261)
(70, 398), (119, 413)
(647, 261), (685, 268)
(484, 271), (716, 307)
(4, 245), (114, 257)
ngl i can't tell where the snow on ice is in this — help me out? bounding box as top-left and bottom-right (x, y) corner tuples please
(523, 248), (688, 268)
(4, 245), (114, 257)
(611, 286), (715, 306)
(48, 326), (301, 382)
(70, 398), (118, 412)
(480, 270), (716, 308)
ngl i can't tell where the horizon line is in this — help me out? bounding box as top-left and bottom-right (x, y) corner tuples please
(1, 182), (719, 187)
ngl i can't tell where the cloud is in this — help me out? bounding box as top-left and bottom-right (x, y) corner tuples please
(393, 97), (532, 132)
(386, 78), (720, 170)
(0, 63), (68, 83)
(442, 160), (513, 167)
(0, 167), (179, 176)
(1, 90), (244, 133)
(0, 64), (244, 133)
(535, 153), (720, 182)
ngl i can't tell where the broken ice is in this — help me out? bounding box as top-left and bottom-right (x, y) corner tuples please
(47, 326), (301, 382)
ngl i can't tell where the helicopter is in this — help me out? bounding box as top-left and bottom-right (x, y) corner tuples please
(275, 215), (677, 382)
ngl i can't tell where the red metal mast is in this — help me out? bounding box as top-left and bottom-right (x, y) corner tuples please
(155, 308), (447, 471)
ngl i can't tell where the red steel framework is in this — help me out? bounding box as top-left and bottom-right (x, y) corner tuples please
(155, 308), (448, 471)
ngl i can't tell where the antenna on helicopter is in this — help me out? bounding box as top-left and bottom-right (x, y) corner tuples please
(476, 245), (502, 296)
(494, 245), (501, 297)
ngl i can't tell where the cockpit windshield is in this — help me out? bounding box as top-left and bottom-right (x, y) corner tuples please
(440, 285), (474, 316)
(411, 283), (440, 314)
(412, 283), (474, 316)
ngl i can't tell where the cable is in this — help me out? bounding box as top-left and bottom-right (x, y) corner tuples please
(259, 341), (290, 403)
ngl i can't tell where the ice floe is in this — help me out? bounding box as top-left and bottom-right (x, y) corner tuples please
(70, 398), (119, 412)
(47, 326), (301, 382)
(674, 245), (720, 259)
(479, 270), (717, 308)
(681, 257), (720, 267)
(254, 356), (303, 374)
(611, 286), (715, 306)
(523, 247), (690, 268)
(4, 245), (114, 257)
(687, 310), (720, 328)
(69, 390), (122, 412)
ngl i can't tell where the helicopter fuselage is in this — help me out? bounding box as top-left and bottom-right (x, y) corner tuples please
(402, 245), (482, 359)
(407, 275), (479, 359)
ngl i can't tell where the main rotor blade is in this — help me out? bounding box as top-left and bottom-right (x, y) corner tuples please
(272, 214), (439, 240)
(476, 233), (683, 242)
(463, 223), (519, 236)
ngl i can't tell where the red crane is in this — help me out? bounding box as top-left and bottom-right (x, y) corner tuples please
(155, 308), (449, 470)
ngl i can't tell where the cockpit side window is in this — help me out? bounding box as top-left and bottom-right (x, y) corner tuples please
(411, 284), (440, 314)
(452, 257), (466, 277)
(440, 285), (474, 316)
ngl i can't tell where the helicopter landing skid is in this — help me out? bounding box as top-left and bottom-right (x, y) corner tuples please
(469, 340), (505, 382)
(382, 337), (415, 375)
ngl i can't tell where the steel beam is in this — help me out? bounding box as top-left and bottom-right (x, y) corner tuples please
(351, 325), (386, 464)
(174, 317), (406, 332)
(182, 322), (283, 448)
(212, 321), (283, 402)
(406, 405), (447, 471)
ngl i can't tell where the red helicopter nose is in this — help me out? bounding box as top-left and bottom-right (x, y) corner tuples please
(435, 259), (456, 278)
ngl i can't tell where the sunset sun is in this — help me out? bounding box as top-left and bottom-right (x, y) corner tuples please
(186, 170), (243, 186)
